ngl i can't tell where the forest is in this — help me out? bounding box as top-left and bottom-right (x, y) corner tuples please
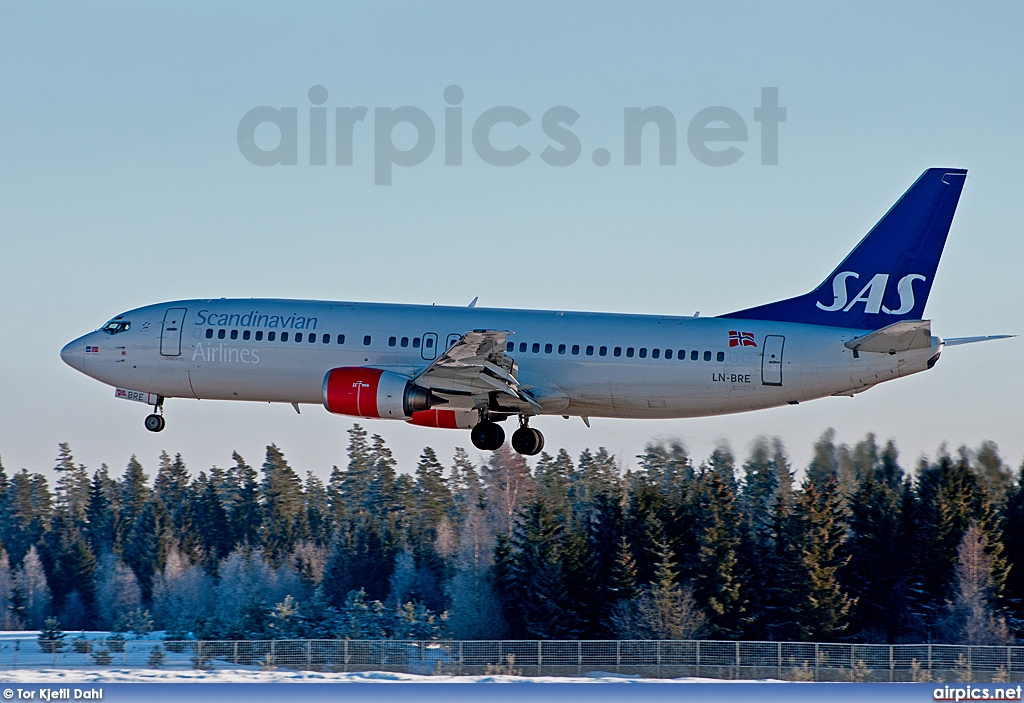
(0, 426), (1021, 645)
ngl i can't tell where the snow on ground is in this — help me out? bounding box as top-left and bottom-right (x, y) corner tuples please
(0, 669), (777, 683)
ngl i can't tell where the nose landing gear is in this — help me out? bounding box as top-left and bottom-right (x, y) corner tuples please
(144, 398), (166, 432)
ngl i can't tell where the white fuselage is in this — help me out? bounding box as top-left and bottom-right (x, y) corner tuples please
(60, 299), (942, 421)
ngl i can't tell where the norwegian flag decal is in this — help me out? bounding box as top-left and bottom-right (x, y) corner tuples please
(728, 331), (758, 348)
(85, 346), (99, 353)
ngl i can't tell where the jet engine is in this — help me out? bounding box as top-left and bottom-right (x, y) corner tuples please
(322, 367), (441, 419)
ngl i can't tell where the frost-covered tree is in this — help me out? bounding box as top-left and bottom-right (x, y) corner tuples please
(94, 552), (142, 630)
(13, 546), (51, 628)
(938, 523), (1011, 645)
(445, 506), (504, 639)
(151, 547), (215, 633)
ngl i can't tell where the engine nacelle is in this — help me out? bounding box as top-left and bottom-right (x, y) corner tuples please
(407, 409), (477, 429)
(322, 367), (437, 420)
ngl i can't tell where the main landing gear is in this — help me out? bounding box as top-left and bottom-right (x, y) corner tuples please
(144, 398), (166, 433)
(470, 414), (545, 455)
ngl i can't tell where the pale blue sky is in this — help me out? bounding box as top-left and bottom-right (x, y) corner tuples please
(1, 1), (1022, 479)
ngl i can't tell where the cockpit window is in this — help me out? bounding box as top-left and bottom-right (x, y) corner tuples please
(101, 320), (131, 335)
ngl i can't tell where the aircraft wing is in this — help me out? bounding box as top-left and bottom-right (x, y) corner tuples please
(412, 330), (544, 412)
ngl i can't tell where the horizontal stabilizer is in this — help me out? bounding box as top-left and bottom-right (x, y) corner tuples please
(942, 334), (1015, 347)
(845, 320), (932, 354)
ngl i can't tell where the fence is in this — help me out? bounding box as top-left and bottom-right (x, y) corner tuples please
(5, 638), (1023, 682)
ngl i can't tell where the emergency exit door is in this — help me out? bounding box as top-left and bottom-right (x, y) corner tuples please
(761, 335), (785, 386)
(160, 308), (187, 356)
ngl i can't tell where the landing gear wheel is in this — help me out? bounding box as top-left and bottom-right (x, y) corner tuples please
(144, 414), (165, 433)
(471, 421), (505, 451)
(511, 426), (544, 456)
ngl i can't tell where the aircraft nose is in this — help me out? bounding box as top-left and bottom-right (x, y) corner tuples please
(61, 338), (86, 372)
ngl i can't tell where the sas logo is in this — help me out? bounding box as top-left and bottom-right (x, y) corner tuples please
(729, 331), (757, 348)
(85, 346), (99, 353)
(816, 272), (925, 315)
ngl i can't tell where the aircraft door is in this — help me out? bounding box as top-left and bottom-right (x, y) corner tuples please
(421, 332), (438, 360)
(160, 308), (187, 357)
(761, 335), (784, 386)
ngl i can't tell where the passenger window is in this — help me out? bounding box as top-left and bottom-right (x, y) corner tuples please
(703, 350), (712, 361)
(558, 344), (566, 354)
(309, 334), (316, 344)
(519, 342), (527, 352)
(544, 343), (553, 354)
(413, 338), (420, 348)
(507, 342), (514, 352)
(389, 337), (397, 347)
(599, 346), (607, 356)
(425, 337), (433, 348)
(337, 334), (345, 344)
(205, 329), (213, 339)
(532, 343), (540, 353)
(281, 332), (289, 342)
(218, 329), (226, 340)
(639, 348), (647, 358)
(651, 348), (659, 359)
(613, 347), (622, 357)
(586, 345), (594, 356)
(691, 350), (698, 360)
(717, 351), (725, 362)
(571, 344), (580, 355)
(295, 333), (303, 342)
(242, 330), (251, 340)
(230, 330), (238, 340)
(626, 347), (634, 358)
(268, 332), (276, 341)
(665, 349), (672, 359)
(401, 337), (409, 347)
(255, 331), (263, 341)
(323, 334), (329, 344)
(363, 335), (372, 346)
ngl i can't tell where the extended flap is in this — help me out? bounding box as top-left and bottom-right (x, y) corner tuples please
(845, 320), (932, 354)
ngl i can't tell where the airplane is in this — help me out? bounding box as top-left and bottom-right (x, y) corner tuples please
(61, 168), (1012, 455)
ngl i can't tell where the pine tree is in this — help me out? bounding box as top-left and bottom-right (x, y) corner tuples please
(53, 443), (90, 530)
(806, 429), (840, 488)
(501, 498), (580, 638)
(260, 444), (305, 566)
(789, 478), (855, 640)
(846, 452), (918, 642)
(1, 470), (51, 568)
(633, 538), (707, 639)
(154, 452), (196, 556)
(122, 499), (170, 604)
(86, 464), (119, 556)
(482, 446), (535, 537)
(690, 468), (747, 637)
(191, 471), (233, 567)
(1002, 464), (1024, 636)
(225, 452), (261, 548)
(448, 447), (483, 521)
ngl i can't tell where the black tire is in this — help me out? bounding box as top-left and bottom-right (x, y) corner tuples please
(511, 426), (544, 456)
(145, 414), (165, 432)
(528, 427), (544, 456)
(471, 421), (505, 451)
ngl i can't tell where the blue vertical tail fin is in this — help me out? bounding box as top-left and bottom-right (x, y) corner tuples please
(721, 168), (967, 330)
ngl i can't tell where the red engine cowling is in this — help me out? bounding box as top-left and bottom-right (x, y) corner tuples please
(322, 367), (438, 419)
(408, 409), (476, 429)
